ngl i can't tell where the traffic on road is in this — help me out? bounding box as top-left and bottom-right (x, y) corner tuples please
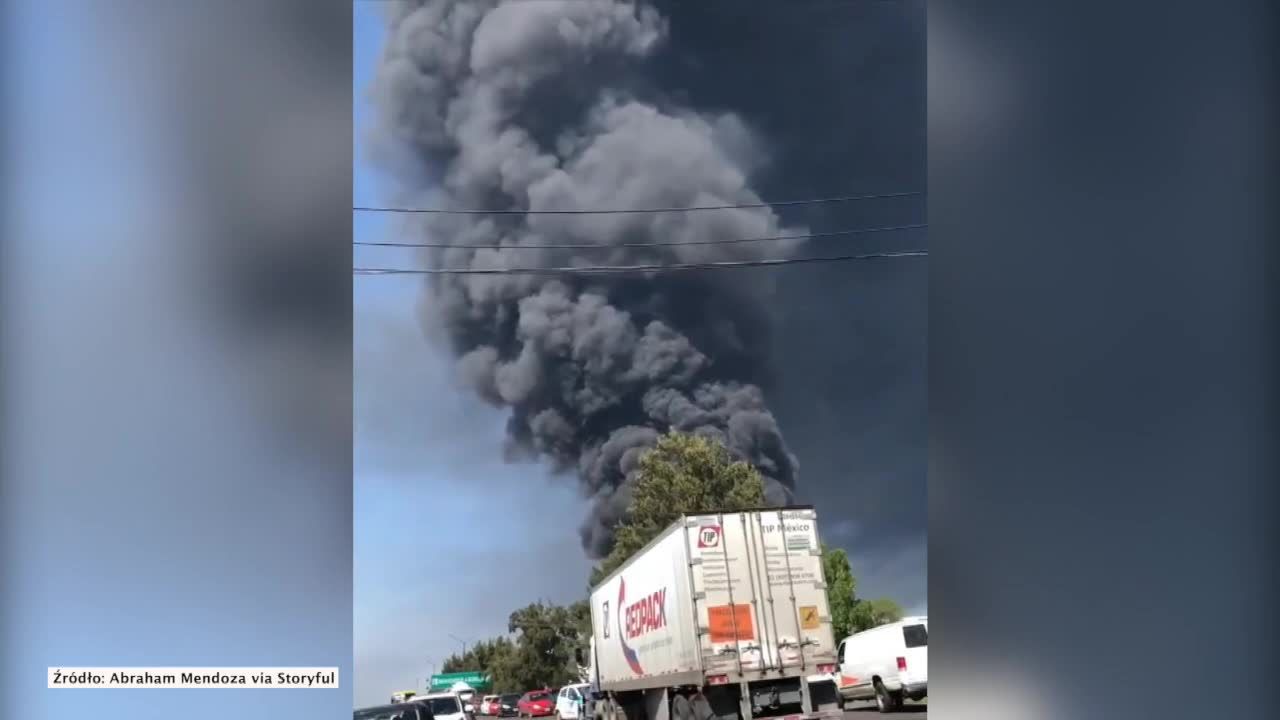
(357, 511), (926, 720)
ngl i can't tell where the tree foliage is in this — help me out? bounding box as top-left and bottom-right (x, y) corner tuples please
(822, 544), (860, 641)
(849, 597), (904, 633)
(439, 601), (592, 693)
(821, 543), (905, 638)
(441, 636), (516, 684)
(503, 601), (591, 691)
(590, 431), (766, 586)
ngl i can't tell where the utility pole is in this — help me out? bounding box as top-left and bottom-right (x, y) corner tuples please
(449, 633), (472, 658)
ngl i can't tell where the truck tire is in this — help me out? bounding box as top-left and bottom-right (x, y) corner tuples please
(671, 694), (695, 720)
(689, 693), (716, 720)
(873, 680), (897, 714)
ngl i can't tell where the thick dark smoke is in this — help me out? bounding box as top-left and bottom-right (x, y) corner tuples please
(371, 0), (807, 557)
(632, 1), (927, 569)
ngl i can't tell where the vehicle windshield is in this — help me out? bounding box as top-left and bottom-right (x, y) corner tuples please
(902, 624), (928, 648)
(527, 693), (550, 701)
(425, 697), (462, 714)
(501, 695), (521, 703)
(355, 708), (420, 720)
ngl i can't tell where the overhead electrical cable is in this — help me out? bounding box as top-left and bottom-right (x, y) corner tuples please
(352, 190), (923, 216)
(352, 222), (926, 250)
(353, 250), (928, 276)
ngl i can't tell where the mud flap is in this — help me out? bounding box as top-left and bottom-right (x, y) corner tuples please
(799, 675), (813, 715)
(643, 688), (669, 720)
(806, 680), (841, 712)
(737, 682), (753, 720)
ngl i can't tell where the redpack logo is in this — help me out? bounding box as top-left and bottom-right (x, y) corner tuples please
(624, 587), (667, 639)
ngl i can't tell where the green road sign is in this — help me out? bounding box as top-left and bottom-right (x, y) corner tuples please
(429, 671), (490, 691)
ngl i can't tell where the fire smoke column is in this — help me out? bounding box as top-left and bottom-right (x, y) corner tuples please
(370, 0), (805, 558)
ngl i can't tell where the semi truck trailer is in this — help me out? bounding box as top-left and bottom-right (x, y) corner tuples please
(582, 507), (843, 720)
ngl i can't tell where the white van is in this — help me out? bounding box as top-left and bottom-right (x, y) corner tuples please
(414, 692), (470, 720)
(835, 616), (928, 713)
(553, 683), (590, 720)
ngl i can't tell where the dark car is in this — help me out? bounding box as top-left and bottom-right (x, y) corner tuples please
(355, 702), (436, 720)
(497, 694), (522, 718)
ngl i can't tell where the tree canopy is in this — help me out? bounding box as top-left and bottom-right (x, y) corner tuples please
(439, 601), (591, 693)
(821, 543), (905, 639)
(823, 545), (860, 641)
(441, 636), (516, 689)
(849, 597), (904, 633)
(590, 431), (766, 586)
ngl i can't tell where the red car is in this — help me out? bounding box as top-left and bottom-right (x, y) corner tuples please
(517, 690), (554, 718)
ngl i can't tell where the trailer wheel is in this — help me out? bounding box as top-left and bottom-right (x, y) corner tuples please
(689, 693), (715, 720)
(671, 694), (695, 720)
(873, 680), (897, 714)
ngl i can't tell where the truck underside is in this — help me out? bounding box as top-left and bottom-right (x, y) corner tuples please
(592, 677), (842, 720)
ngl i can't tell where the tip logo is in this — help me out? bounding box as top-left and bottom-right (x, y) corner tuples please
(697, 525), (722, 548)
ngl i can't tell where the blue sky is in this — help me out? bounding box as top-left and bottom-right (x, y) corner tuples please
(353, 3), (591, 706)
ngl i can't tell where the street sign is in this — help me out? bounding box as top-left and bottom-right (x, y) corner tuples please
(429, 671), (490, 691)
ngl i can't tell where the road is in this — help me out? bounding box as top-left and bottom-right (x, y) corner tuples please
(842, 700), (927, 717)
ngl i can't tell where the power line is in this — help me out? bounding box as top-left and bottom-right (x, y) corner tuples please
(352, 190), (922, 216)
(353, 250), (927, 276)
(353, 222), (926, 250)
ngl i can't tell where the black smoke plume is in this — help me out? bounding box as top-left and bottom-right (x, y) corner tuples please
(370, 0), (811, 558)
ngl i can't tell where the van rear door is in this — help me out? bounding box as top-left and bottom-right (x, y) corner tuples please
(898, 622), (928, 684)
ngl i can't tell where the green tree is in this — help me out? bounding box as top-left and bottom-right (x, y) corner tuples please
(437, 600), (592, 694)
(590, 431), (766, 586)
(503, 601), (588, 690)
(849, 597), (904, 633)
(822, 544), (860, 641)
(821, 543), (906, 638)
(441, 636), (516, 689)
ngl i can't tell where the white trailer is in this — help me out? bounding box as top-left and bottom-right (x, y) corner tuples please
(582, 507), (842, 720)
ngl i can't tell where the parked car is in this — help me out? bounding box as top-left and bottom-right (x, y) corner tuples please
(554, 683), (590, 720)
(355, 702), (435, 720)
(415, 692), (469, 720)
(835, 616), (929, 713)
(497, 694), (522, 717)
(517, 690), (554, 718)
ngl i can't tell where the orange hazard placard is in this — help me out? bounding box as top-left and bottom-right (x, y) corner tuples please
(707, 604), (755, 643)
